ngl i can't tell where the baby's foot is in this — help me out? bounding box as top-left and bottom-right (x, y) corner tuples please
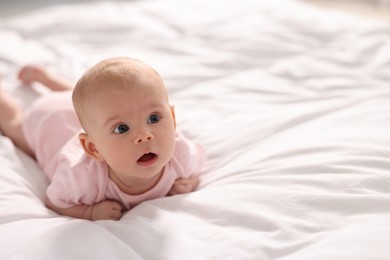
(18, 65), (48, 85)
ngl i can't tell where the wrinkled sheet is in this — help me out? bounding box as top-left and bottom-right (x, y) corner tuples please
(1, 0), (390, 259)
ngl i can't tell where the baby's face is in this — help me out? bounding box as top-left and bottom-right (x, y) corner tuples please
(86, 74), (176, 183)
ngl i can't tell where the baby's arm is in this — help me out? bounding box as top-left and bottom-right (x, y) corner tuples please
(168, 175), (199, 196)
(45, 198), (123, 221)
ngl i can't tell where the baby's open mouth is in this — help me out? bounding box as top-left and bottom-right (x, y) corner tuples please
(137, 152), (158, 166)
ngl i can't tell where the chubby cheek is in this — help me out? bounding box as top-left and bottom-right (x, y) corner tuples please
(161, 132), (176, 160)
(98, 141), (137, 169)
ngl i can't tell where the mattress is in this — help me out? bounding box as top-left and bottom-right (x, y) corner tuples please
(1, 0), (390, 259)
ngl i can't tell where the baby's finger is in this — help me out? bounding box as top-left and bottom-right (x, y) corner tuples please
(168, 189), (177, 196)
(110, 209), (123, 220)
(110, 201), (123, 211)
(190, 175), (199, 188)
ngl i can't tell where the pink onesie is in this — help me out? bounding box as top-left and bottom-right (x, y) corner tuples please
(22, 92), (205, 210)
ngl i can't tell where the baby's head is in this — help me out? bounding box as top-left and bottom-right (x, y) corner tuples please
(72, 57), (176, 181)
(73, 57), (169, 131)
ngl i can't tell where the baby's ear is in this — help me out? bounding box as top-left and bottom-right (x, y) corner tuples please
(78, 133), (104, 161)
(170, 105), (176, 129)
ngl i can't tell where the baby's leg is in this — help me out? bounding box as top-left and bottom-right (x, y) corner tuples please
(18, 65), (73, 91)
(0, 86), (34, 157)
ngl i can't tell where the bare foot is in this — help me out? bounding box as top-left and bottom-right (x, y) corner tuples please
(18, 65), (72, 91)
(18, 65), (48, 86)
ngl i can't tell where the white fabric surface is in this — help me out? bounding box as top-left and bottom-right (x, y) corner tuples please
(1, 0), (390, 259)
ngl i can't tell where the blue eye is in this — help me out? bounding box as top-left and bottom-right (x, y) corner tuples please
(114, 124), (129, 134)
(148, 114), (160, 124)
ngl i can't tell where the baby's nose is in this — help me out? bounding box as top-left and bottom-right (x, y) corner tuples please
(135, 132), (154, 144)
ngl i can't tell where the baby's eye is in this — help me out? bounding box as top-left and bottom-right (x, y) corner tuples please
(113, 124), (129, 134)
(148, 114), (160, 124)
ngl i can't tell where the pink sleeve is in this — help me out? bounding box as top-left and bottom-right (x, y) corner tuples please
(46, 159), (106, 209)
(174, 131), (206, 178)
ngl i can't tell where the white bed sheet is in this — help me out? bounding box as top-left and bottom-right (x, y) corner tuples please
(1, 0), (390, 259)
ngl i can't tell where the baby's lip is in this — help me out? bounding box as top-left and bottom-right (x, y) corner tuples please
(137, 152), (158, 167)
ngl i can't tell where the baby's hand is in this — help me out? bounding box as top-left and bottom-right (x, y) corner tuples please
(90, 200), (123, 221)
(168, 175), (199, 196)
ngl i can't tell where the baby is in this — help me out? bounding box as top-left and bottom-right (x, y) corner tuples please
(0, 57), (205, 220)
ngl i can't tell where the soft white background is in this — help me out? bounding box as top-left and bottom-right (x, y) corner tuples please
(1, 0), (390, 259)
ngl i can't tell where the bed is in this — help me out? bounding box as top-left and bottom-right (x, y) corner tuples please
(1, 0), (390, 259)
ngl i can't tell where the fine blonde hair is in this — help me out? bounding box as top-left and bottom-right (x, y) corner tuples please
(72, 57), (164, 131)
